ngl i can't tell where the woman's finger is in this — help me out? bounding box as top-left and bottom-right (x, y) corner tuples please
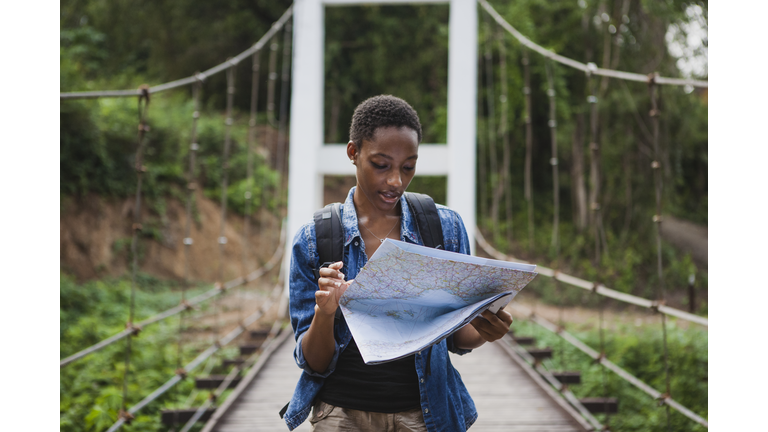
(496, 310), (513, 326)
(318, 265), (345, 280)
(317, 277), (342, 289)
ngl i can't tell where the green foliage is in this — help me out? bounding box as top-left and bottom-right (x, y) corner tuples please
(513, 318), (707, 431)
(324, 4), (450, 144)
(60, 272), (214, 432)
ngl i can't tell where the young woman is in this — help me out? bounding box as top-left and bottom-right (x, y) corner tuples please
(283, 95), (513, 431)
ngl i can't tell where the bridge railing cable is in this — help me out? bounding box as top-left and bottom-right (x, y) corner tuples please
(59, 6), (293, 100)
(104, 223), (288, 432)
(475, 229), (708, 327)
(509, 302), (708, 428)
(478, 0), (708, 88)
(59, 228), (285, 368)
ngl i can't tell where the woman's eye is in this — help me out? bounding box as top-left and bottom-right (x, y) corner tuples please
(403, 166), (415, 172)
(371, 162), (386, 169)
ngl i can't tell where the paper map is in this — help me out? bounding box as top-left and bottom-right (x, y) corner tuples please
(339, 239), (538, 364)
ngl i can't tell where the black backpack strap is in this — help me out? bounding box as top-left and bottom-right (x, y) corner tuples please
(312, 202), (344, 322)
(313, 202), (344, 280)
(404, 192), (444, 250)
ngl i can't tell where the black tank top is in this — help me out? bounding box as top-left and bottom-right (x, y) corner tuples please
(317, 337), (421, 413)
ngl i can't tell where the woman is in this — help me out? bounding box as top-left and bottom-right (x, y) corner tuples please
(283, 95), (513, 431)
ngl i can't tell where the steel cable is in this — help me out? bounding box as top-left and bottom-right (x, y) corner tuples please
(59, 228), (285, 368)
(104, 223), (287, 432)
(474, 229), (708, 326)
(496, 29), (514, 247)
(649, 76), (673, 432)
(522, 49), (534, 252)
(543, 58), (569, 374)
(276, 19), (293, 218)
(117, 87), (151, 424)
(477, 0), (707, 89)
(59, 6), (293, 100)
(482, 16), (500, 242)
(509, 302), (708, 428)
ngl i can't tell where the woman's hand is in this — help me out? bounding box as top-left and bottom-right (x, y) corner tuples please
(469, 309), (514, 343)
(315, 261), (352, 317)
(454, 309), (514, 350)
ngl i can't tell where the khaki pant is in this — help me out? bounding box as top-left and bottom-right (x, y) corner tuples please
(309, 400), (428, 432)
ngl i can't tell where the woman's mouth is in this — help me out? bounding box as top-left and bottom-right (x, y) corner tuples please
(379, 191), (401, 204)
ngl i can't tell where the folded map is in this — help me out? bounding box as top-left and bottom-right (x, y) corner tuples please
(339, 239), (538, 364)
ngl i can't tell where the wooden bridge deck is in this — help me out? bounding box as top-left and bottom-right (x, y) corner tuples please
(211, 333), (586, 431)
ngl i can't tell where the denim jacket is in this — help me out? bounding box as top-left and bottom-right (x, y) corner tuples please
(284, 187), (478, 431)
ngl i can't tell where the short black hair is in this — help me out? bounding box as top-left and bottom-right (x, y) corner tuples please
(349, 95), (422, 147)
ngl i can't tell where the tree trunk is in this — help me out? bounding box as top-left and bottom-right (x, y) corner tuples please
(572, 113), (588, 232)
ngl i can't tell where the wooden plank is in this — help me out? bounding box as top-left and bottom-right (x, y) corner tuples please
(161, 409), (215, 425)
(552, 371), (582, 384)
(196, 375), (242, 389)
(579, 397), (618, 414)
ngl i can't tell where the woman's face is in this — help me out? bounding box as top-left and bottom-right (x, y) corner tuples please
(348, 126), (419, 214)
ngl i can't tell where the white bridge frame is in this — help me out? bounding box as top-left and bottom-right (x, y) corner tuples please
(287, 0), (478, 270)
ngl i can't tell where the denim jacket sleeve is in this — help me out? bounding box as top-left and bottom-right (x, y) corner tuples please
(289, 221), (342, 378)
(436, 205), (474, 356)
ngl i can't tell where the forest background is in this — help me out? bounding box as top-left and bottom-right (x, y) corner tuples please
(54, 0), (723, 431)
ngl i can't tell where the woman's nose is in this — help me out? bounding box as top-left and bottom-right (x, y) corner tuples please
(387, 172), (402, 188)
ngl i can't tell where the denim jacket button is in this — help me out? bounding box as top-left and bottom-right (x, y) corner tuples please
(424, 408), (429, 414)
(420, 378), (424, 383)
(354, 241), (359, 246)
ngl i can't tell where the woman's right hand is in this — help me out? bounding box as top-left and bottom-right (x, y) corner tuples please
(315, 261), (352, 317)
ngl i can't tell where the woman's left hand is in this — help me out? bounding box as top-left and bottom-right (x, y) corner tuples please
(469, 309), (514, 343)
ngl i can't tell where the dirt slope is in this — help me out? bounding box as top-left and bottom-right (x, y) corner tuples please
(60, 192), (283, 282)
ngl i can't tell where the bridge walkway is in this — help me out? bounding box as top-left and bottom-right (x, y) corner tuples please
(211, 331), (586, 431)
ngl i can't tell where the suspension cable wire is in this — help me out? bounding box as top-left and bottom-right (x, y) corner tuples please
(481, 15), (500, 242)
(276, 19), (293, 218)
(210, 64), (237, 356)
(649, 75), (674, 431)
(545, 60), (560, 255)
(116, 86), (151, 425)
(241, 50), (262, 326)
(474, 229), (707, 326)
(171, 78), (204, 431)
(104, 223), (288, 432)
(585, 67), (612, 427)
(509, 302), (708, 428)
(543, 58), (568, 374)
(476, 36), (488, 235)
(522, 49), (534, 253)
(266, 38), (279, 130)
(59, 7), (294, 100)
(264, 34), (280, 239)
(477, 0), (707, 89)
(60, 226), (285, 368)
(496, 27), (514, 247)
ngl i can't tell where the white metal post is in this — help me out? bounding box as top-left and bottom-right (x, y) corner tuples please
(287, 0), (478, 299)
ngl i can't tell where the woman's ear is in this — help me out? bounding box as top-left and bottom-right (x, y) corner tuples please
(346, 141), (358, 165)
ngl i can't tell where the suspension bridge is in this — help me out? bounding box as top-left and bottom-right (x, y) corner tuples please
(60, 1), (708, 431)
